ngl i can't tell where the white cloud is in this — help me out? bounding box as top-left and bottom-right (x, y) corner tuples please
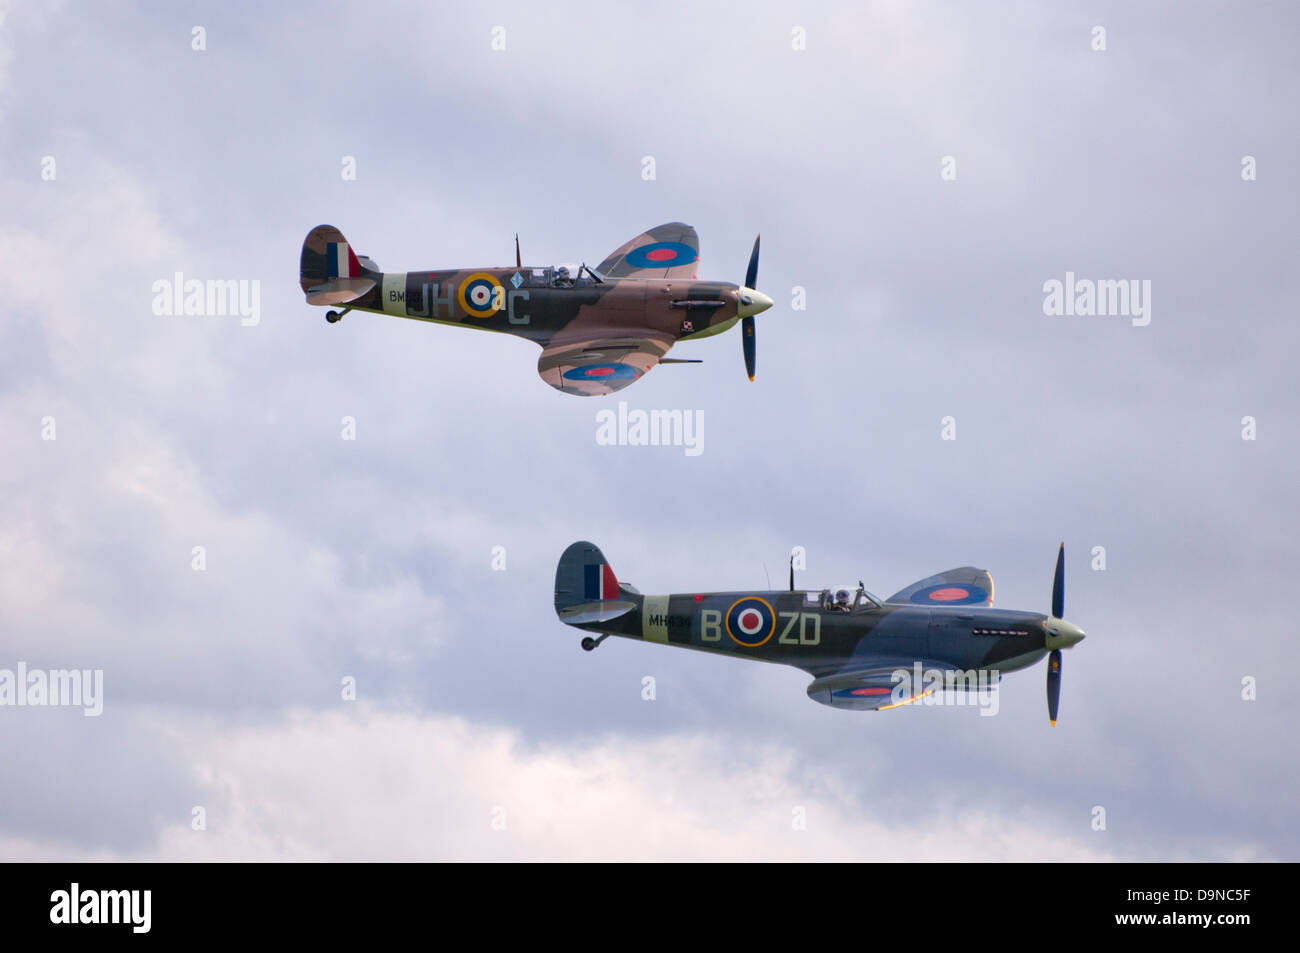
(1, 707), (1120, 862)
(0, 141), (448, 705)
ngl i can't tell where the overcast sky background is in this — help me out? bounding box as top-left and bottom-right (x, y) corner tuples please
(1, 1), (1296, 861)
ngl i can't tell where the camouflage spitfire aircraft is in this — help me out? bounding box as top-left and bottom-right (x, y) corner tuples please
(554, 541), (1086, 721)
(299, 222), (773, 395)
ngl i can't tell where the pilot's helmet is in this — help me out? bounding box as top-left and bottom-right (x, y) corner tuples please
(835, 588), (852, 606)
(556, 266), (571, 281)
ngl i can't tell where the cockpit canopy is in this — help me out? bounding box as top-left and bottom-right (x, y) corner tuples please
(804, 586), (882, 611)
(539, 264), (604, 288)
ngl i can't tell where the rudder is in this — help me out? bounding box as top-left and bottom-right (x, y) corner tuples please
(300, 224), (378, 305)
(554, 541), (637, 626)
(554, 541), (620, 613)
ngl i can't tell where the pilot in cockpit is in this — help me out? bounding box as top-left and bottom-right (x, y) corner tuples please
(553, 265), (573, 287)
(832, 588), (853, 612)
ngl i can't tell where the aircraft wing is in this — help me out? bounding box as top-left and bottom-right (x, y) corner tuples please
(805, 664), (941, 711)
(886, 567), (994, 607)
(596, 222), (700, 280)
(537, 333), (675, 396)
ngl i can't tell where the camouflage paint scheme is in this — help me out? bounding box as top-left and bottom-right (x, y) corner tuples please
(554, 541), (1086, 713)
(299, 222), (772, 395)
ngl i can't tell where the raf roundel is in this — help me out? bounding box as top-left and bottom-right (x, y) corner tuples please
(623, 241), (698, 270)
(725, 596), (776, 647)
(908, 583), (990, 606)
(458, 273), (504, 318)
(562, 363), (641, 382)
(832, 687), (893, 699)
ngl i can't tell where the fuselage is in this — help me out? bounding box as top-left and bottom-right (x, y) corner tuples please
(575, 589), (1052, 679)
(340, 265), (744, 347)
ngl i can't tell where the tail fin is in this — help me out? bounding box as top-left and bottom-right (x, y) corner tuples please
(300, 224), (378, 305)
(554, 541), (636, 625)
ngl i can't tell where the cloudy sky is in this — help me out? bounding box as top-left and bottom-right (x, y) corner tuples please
(1, 1), (1295, 861)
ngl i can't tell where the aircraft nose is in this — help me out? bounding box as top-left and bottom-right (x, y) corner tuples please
(1045, 618), (1086, 650)
(737, 288), (773, 318)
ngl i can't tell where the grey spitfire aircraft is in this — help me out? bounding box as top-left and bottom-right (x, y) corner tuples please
(299, 222), (773, 395)
(555, 542), (1086, 722)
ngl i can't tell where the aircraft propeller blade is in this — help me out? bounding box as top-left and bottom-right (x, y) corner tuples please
(1042, 543), (1084, 723)
(1046, 649), (1062, 725)
(742, 316), (757, 381)
(741, 234), (761, 381)
(1051, 542), (1065, 620)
